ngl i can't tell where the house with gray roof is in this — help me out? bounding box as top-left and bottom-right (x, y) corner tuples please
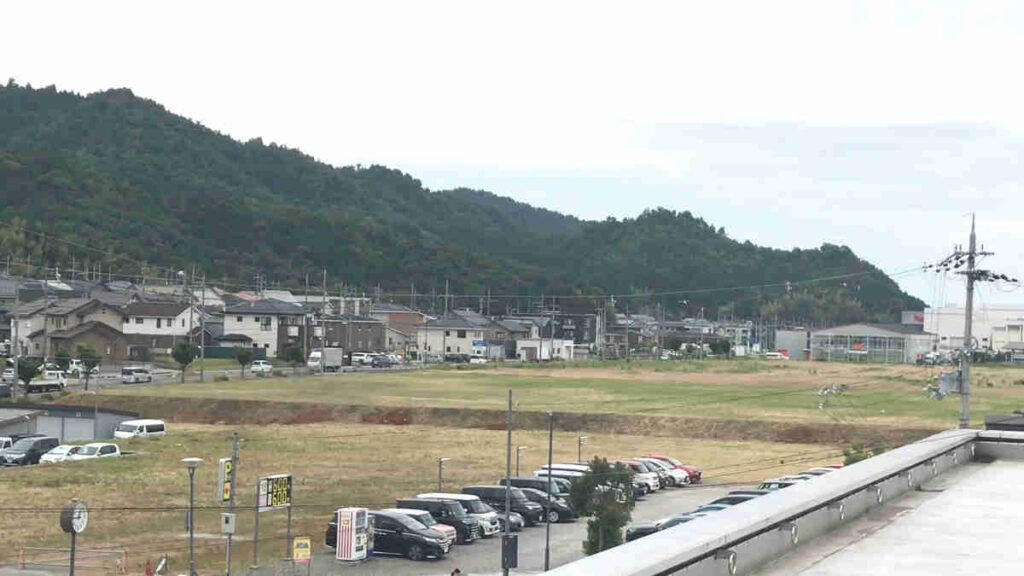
(223, 298), (310, 358)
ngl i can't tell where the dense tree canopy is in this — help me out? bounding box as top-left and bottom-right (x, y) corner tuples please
(0, 82), (923, 322)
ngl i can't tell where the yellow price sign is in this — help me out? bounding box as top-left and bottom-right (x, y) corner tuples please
(293, 537), (311, 564)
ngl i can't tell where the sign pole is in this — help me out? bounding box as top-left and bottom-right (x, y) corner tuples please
(69, 531), (76, 576)
(286, 506), (293, 561)
(226, 433), (238, 576)
(252, 480), (260, 567)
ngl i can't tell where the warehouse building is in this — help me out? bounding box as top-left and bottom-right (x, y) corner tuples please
(0, 404), (138, 443)
(810, 323), (934, 364)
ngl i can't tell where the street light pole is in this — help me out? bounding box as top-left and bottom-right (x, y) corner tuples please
(515, 446), (528, 476)
(437, 457), (449, 491)
(544, 411), (554, 571)
(577, 435), (588, 463)
(182, 458), (203, 576)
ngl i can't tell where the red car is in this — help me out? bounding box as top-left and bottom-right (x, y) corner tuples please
(644, 454), (702, 484)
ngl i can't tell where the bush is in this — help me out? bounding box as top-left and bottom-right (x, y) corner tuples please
(40, 393), (54, 401)
(214, 375), (230, 382)
(273, 370), (285, 377)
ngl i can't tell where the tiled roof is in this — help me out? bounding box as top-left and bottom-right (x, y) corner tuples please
(371, 303), (415, 313)
(48, 320), (124, 340)
(224, 298), (308, 315)
(125, 302), (190, 318)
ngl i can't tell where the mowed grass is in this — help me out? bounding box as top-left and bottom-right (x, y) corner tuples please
(0, 423), (837, 575)
(107, 360), (1024, 428)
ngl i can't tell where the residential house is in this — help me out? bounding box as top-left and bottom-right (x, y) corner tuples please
(417, 309), (514, 357)
(371, 303), (431, 339)
(312, 315), (387, 357)
(7, 299), (51, 357)
(223, 299), (310, 358)
(42, 298), (129, 362)
(515, 338), (576, 361)
(122, 301), (202, 357)
(0, 304), (11, 343)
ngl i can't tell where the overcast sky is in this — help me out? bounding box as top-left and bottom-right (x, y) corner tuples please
(4, 0), (1023, 306)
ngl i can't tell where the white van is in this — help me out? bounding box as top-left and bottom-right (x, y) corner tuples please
(113, 419), (166, 439)
(416, 493), (501, 537)
(121, 367), (152, 384)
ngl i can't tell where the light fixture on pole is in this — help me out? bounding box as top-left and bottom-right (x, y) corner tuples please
(515, 446), (528, 476)
(437, 457), (450, 491)
(182, 457), (203, 576)
(577, 436), (588, 463)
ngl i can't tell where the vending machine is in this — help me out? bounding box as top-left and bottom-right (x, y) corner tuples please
(335, 507), (371, 561)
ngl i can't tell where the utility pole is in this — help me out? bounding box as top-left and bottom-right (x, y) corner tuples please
(11, 279), (19, 403)
(304, 273), (310, 364)
(321, 269), (327, 371)
(199, 275), (206, 383)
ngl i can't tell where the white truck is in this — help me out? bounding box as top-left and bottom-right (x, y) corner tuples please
(308, 348), (344, 372)
(25, 369), (67, 393)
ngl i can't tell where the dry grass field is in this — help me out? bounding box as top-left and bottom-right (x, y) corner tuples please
(0, 422), (838, 575)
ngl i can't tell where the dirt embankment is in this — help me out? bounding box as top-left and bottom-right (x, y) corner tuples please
(64, 394), (940, 447)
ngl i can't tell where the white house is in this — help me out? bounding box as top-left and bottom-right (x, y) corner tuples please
(223, 298), (308, 358)
(515, 338), (576, 361)
(123, 302), (197, 337)
(923, 305), (1024, 352)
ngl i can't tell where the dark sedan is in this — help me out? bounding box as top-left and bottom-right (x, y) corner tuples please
(519, 487), (576, 523)
(625, 514), (696, 542)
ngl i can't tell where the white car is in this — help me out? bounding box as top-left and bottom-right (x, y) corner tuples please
(762, 352), (789, 360)
(469, 355), (488, 364)
(40, 445), (82, 463)
(251, 360), (273, 374)
(114, 419), (166, 439)
(1, 368), (15, 383)
(639, 457), (689, 487)
(121, 367), (152, 384)
(71, 442), (120, 460)
(68, 359), (100, 378)
(350, 352), (371, 365)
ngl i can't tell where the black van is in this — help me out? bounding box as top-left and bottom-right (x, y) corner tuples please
(461, 486), (545, 526)
(499, 476), (571, 497)
(325, 510), (450, 560)
(0, 436), (59, 466)
(395, 498), (481, 544)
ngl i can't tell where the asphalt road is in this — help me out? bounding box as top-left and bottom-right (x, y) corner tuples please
(257, 483), (742, 576)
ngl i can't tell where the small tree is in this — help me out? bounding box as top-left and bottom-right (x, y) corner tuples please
(283, 344), (304, 374)
(235, 347), (254, 379)
(172, 342), (200, 383)
(75, 344), (102, 391)
(16, 359), (41, 400)
(568, 457), (635, 555)
(54, 349), (72, 372)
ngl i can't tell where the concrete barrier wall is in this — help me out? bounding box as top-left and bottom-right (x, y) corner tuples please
(547, 430), (983, 576)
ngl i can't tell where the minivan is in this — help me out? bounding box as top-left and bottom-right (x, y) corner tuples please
(416, 493), (501, 537)
(498, 476), (571, 498)
(121, 367), (152, 384)
(1, 436), (60, 466)
(113, 419), (166, 439)
(461, 486), (545, 526)
(395, 498), (481, 544)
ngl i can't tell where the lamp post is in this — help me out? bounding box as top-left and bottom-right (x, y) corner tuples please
(182, 457), (203, 576)
(577, 436), (588, 463)
(437, 457), (450, 491)
(515, 446), (528, 476)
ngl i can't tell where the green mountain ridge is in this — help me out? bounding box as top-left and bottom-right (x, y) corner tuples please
(0, 82), (923, 322)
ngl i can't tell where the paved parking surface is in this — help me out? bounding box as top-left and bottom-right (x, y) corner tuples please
(256, 483), (742, 576)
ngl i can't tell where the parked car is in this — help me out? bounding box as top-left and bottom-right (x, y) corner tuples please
(758, 478), (802, 491)
(68, 359), (100, 378)
(113, 419), (166, 439)
(350, 352), (371, 365)
(385, 353), (402, 365)
(394, 498), (482, 544)
(800, 467), (840, 476)
(0, 436), (13, 451)
(326, 510), (450, 560)
(0, 381), (9, 398)
(727, 489), (772, 498)
(444, 354), (471, 364)
(370, 354), (391, 368)
(368, 510), (450, 560)
(518, 487), (576, 523)
(692, 503), (733, 514)
(121, 367), (152, 384)
(1, 367), (15, 383)
(705, 494), (760, 507)
(643, 454), (702, 484)
(416, 493), (501, 537)
(762, 352), (789, 360)
(462, 485), (545, 526)
(251, 360), (273, 374)
(498, 476), (571, 498)
(71, 442), (121, 460)
(633, 458), (672, 488)
(40, 444), (82, 464)
(469, 355), (488, 364)
(1, 436), (60, 466)
(617, 460), (660, 492)
(626, 513), (696, 542)
(24, 369), (66, 393)
(639, 457), (688, 487)
(380, 508), (457, 546)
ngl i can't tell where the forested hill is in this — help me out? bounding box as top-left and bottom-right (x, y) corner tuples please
(0, 83), (923, 323)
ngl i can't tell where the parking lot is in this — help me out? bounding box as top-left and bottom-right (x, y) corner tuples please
(255, 483), (740, 576)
